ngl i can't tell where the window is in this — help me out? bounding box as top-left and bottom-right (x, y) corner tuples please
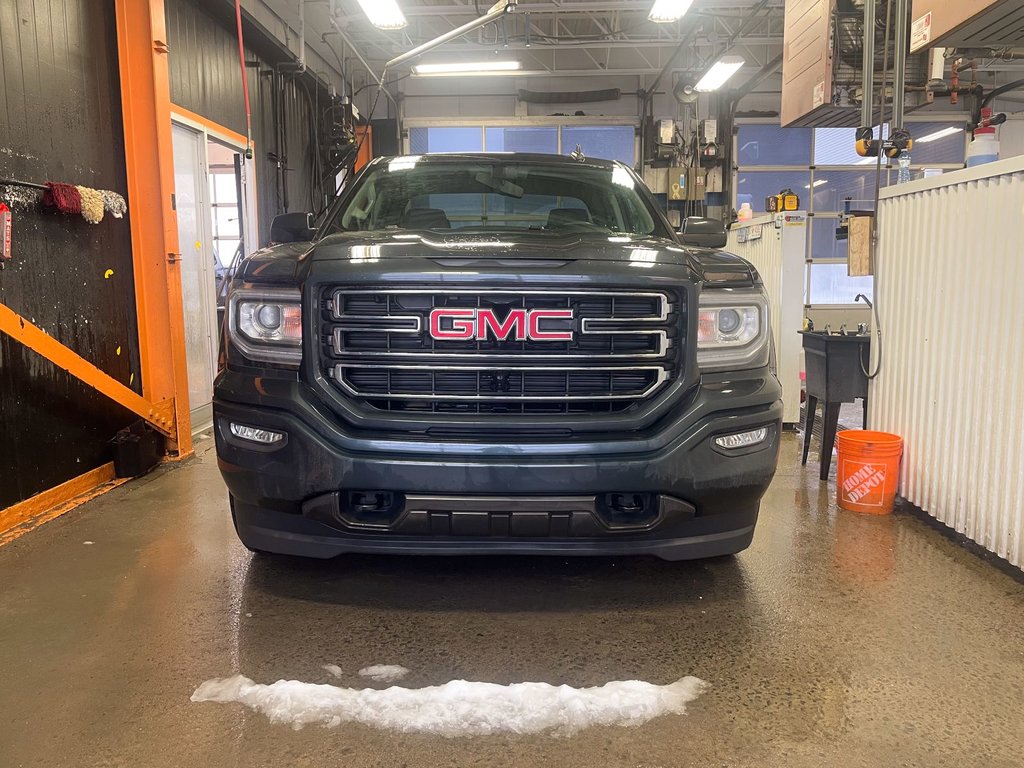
(809, 218), (847, 260)
(409, 127), (484, 154)
(329, 157), (664, 237)
(736, 120), (965, 304)
(484, 126), (558, 153)
(737, 125), (812, 166)
(904, 121), (967, 164)
(408, 123), (637, 164)
(561, 126), (635, 164)
(810, 170), (884, 213)
(808, 263), (874, 304)
(736, 171), (811, 211)
(208, 168), (241, 267)
(813, 126), (887, 166)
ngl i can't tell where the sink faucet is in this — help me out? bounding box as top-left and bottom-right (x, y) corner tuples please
(854, 293), (873, 309)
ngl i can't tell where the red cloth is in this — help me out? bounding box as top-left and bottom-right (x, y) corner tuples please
(42, 182), (82, 214)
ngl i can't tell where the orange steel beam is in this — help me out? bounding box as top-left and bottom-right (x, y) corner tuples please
(0, 302), (175, 438)
(114, 0), (192, 455)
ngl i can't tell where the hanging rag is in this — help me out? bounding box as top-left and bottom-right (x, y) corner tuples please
(42, 182), (82, 215)
(100, 190), (127, 219)
(77, 186), (105, 224)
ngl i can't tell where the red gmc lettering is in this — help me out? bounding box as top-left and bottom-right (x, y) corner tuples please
(429, 308), (476, 339)
(478, 308), (527, 341)
(528, 309), (574, 340)
(429, 308), (574, 341)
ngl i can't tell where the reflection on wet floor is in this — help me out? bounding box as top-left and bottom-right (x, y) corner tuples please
(0, 435), (1022, 768)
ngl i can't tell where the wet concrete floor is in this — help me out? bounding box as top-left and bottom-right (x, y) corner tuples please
(1, 434), (1022, 767)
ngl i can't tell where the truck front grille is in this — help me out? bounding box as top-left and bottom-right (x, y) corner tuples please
(319, 288), (685, 415)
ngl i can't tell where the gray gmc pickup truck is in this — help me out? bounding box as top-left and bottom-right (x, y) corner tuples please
(214, 152), (782, 560)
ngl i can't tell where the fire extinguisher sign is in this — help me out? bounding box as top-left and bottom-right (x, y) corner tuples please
(0, 203), (11, 260)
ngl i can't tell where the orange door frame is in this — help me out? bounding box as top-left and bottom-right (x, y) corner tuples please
(114, 0), (192, 455)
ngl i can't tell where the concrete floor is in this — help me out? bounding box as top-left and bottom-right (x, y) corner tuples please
(1, 434), (1022, 768)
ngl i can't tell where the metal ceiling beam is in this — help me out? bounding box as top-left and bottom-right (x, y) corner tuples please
(396, 36), (783, 50)
(397, 0), (783, 16)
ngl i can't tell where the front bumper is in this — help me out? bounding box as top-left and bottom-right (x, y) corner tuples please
(214, 369), (782, 560)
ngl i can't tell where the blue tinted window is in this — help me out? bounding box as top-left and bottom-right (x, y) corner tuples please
(409, 127), (483, 154)
(485, 127), (558, 153)
(736, 170), (811, 211)
(561, 126), (635, 164)
(809, 217), (847, 260)
(737, 125), (811, 166)
(811, 169), (888, 212)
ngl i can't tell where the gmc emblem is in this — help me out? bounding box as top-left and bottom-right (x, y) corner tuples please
(429, 308), (574, 341)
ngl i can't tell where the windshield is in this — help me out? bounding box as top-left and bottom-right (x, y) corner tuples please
(324, 157), (668, 238)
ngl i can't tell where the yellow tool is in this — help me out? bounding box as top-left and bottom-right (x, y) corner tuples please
(765, 189), (800, 213)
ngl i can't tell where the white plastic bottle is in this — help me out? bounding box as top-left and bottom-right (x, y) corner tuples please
(737, 202), (753, 221)
(966, 129), (999, 167)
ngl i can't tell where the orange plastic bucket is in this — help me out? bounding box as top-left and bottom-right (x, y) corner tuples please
(835, 430), (903, 514)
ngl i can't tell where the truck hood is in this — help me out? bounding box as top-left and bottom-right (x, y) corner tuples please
(239, 230), (757, 288)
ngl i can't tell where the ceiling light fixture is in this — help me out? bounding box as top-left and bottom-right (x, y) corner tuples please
(916, 126), (960, 143)
(648, 0), (694, 23)
(695, 55), (745, 91)
(354, 0), (407, 30)
(805, 179), (828, 188)
(412, 61), (523, 76)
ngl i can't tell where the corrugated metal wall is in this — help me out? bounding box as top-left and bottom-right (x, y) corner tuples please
(165, 0), (329, 244)
(871, 160), (1024, 568)
(0, 0), (141, 509)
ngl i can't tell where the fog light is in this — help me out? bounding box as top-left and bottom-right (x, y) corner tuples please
(714, 427), (768, 450)
(230, 423), (285, 444)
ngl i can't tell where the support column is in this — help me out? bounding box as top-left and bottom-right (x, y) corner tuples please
(114, 0), (192, 455)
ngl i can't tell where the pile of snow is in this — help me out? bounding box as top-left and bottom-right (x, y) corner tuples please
(322, 664), (343, 679)
(191, 674), (707, 736)
(358, 665), (410, 683)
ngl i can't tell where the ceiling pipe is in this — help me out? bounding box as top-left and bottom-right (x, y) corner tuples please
(328, 20), (398, 108)
(892, 0), (909, 127)
(384, 0), (519, 71)
(860, 0), (876, 127)
(297, 0), (306, 73)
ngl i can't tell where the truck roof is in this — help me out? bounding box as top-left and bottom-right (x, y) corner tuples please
(377, 152), (624, 170)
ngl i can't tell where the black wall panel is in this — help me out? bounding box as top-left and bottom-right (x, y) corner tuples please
(165, 0), (331, 244)
(0, 0), (141, 509)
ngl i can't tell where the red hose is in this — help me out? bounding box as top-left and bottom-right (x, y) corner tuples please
(234, 0), (253, 155)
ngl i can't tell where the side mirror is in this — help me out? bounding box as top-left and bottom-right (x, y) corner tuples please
(679, 216), (727, 249)
(270, 211), (315, 244)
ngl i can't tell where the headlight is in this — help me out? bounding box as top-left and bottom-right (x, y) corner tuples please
(227, 287), (302, 366)
(697, 288), (770, 371)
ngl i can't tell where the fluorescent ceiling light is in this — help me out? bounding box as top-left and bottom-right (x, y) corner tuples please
(354, 0), (407, 30)
(916, 126), (960, 143)
(412, 61), (522, 76)
(648, 0), (694, 23)
(695, 56), (745, 91)
(856, 156), (882, 165)
(805, 179), (828, 188)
